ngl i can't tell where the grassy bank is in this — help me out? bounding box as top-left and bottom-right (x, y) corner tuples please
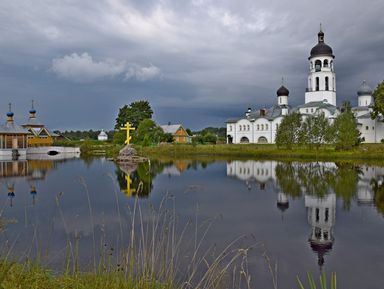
(137, 143), (384, 162)
(0, 260), (175, 289)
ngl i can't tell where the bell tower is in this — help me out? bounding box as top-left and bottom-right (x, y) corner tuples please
(305, 25), (336, 106)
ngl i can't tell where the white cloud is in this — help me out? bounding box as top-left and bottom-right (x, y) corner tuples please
(51, 52), (161, 82)
(125, 64), (161, 81)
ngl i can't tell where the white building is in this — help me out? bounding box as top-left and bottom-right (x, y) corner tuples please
(226, 27), (381, 144)
(97, 129), (108, 141)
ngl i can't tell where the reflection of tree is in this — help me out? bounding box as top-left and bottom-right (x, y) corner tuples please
(275, 163), (302, 198)
(371, 179), (384, 216)
(331, 163), (361, 210)
(275, 162), (360, 209)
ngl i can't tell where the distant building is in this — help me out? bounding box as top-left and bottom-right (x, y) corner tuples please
(160, 124), (191, 143)
(0, 106), (30, 159)
(98, 129), (108, 141)
(22, 102), (58, 146)
(226, 26), (383, 143)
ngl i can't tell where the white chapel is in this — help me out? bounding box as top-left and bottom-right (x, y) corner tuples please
(226, 26), (382, 144)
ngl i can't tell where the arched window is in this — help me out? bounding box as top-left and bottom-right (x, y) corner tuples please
(325, 76), (329, 91)
(265, 124), (268, 130)
(239, 125), (242, 131)
(323, 59), (328, 67)
(257, 124), (259, 130)
(330, 60), (333, 71)
(240, 136), (249, 143)
(315, 60), (322, 72)
(247, 125), (250, 131)
(257, 136), (268, 144)
(316, 77), (319, 91)
(261, 124), (264, 130)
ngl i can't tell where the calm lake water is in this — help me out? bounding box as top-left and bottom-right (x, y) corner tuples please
(1, 157), (384, 288)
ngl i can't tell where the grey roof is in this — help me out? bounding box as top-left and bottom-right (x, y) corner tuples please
(160, 124), (183, 134)
(22, 117), (44, 127)
(356, 112), (372, 119)
(357, 81), (373, 96)
(0, 121), (30, 134)
(293, 101), (338, 115)
(226, 105), (289, 123)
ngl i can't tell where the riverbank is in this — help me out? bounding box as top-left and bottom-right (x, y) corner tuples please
(55, 140), (384, 163)
(137, 143), (384, 162)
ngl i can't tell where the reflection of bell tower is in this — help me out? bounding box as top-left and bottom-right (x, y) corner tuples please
(305, 193), (336, 270)
(7, 184), (15, 207)
(277, 192), (289, 212)
(30, 185), (37, 205)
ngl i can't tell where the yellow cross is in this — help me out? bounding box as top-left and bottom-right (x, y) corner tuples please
(122, 174), (136, 197)
(120, 122), (135, 144)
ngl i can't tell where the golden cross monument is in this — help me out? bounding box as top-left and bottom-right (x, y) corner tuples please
(122, 174), (136, 197)
(120, 122), (135, 144)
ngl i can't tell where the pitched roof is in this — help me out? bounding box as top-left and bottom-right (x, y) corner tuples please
(226, 105), (289, 123)
(293, 101), (338, 115)
(160, 124), (183, 134)
(0, 121), (30, 134)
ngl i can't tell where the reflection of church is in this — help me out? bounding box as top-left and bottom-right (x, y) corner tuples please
(305, 193), (336, 268)
(226, 160), (384, 268)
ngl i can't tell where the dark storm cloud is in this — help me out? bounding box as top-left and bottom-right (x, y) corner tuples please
(0, 0), (383, 130)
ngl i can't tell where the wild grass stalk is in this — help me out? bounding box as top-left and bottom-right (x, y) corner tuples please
(297, 272), (337, 289)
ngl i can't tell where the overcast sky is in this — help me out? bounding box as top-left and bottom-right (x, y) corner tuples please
(0, 0), (383, 130)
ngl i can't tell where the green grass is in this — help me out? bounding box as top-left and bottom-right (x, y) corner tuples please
(137, 143), (384, 163)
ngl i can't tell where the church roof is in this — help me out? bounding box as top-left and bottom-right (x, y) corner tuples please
(356, 112), (372, 119)
(294, 101), (338, 115)
(0, 121), (30, 134)
(226, 105), (289, 123)
(309, 29), (334, 59)
(98, 130), (108, 137)
(357, 81), (373, 96)
(277, 85), (289, 97)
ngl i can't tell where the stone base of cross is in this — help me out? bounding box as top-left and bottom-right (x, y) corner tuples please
(120, 122), (135, 144)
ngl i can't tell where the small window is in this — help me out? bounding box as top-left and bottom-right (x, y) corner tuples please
(239, 125), (242, 131)
(325, 208), (329, 222)
(229, 125), (232, 131)
(247, 125), (250, 131)
(325, 76), (329, 91)
(265, 124), (268, 130)
(257, 124), (260, 130)
(315, 208), (320, 222)
(316, 77), (319, 91)
(261, 124), (264, 130)
(366, 126), (369, 130)
(306, 109), (309, 113)
(372, 126), (375, 130)
(324, 59), (328, 67)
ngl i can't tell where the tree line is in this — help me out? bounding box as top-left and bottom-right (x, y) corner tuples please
(275, 101), (360, 150)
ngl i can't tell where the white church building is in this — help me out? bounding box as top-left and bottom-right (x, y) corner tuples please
(226, 27), (384, 144)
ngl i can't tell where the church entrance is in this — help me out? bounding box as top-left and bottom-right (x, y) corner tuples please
(227, 135), (233, 144)
(257, 136), (268, 144)
(240, 137), (249, 143)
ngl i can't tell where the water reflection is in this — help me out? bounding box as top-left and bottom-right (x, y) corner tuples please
(115, 159), (214, 197)
(227, 160), (384, 269)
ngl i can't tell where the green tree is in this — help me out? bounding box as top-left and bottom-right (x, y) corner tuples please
(299, 113), (334, 149)
(275, 112), (302, 149)
(115, 100), (153, 129)
(134, 119), (169, 145)
(371, 80), (384, 119)
(333, 104), (360, 150)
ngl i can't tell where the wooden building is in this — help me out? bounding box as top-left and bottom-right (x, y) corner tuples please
(0, 106), (30, 159)
(160, 124), (191, 143)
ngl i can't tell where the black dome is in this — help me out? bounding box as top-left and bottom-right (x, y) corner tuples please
(310, 43), (333, 58)
(277, 85), (289, 96)
(309, 28), (334, 58)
